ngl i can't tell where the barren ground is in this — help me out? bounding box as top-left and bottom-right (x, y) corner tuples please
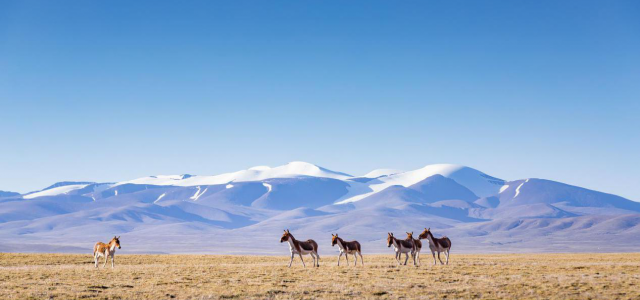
(1, 253), (638, 299)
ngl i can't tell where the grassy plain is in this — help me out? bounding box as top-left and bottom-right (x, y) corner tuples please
(1, 252), (638, 299)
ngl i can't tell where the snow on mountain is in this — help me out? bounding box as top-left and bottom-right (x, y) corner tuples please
(408, 175), (479, 202)
(40, 181), (96, 191)
(497, 179), (640, 213)
(337, 164), (503, 204)
(23, 184), (91, 199)
(361, 169), (403, 178)
(2, 162), (640, 254)
(350, 175), (479, 209)
(22, 183), (114, 200)
(117, 161), (352, 187)
(387, 164), (504, 197)
(250, 178), (349, 210)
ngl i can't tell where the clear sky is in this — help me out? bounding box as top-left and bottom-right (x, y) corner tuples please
(1, 1), (639, 200)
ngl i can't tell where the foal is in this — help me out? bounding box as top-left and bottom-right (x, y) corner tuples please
(418, 228), (452, 265)
(387, 232), (416, 266)
(280, 229), (320, 268)
(331, 234), (364, 266)
(405, 232), (422, 266)
(93, 236), (121, 268)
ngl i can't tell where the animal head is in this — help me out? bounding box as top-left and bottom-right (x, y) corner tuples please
(418, 228), (431, 239)
(112, 236), (121, 249)
(406, 232), (414, 240)
(387, 232), (394, 247)
(331, 234), (339, 246)
(280, 229), (291, 243)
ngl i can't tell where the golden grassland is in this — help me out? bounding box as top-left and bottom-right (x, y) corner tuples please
(1, 252), (639, 299)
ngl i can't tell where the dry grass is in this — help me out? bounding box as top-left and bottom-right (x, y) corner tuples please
(1, 252), (639, 299)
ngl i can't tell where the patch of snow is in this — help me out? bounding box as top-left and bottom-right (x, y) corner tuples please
(262, 183), (272, 192)
(190, 187), (208, 201)
(115, 190), (118, 196)
(23, 184), (89, 199)
(500, 185), (510, 193)
(154, 193), (166, 204)
(514, 182), (525, 198)
(226, 184), (234, 189)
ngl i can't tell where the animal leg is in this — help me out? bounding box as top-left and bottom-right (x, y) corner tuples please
(404, 253), (409, 265)
(431, 250), (437, 265)
(111, 255), (115, 268)
(353, 254), (357, 266)
(359, 252), (364, 266)
(315, 252), (320, 267)
(288, 253), (294, 268)
(445, 249), (450, 265)
(345, 252), (349, 266)
(299, 253), (306, 268)
(94, 254), (98, 268)
(337, 252), (342, 266)
(103, 252), (108, 268)
(438, 252), (444, 265)
(416, 251), (421, 266)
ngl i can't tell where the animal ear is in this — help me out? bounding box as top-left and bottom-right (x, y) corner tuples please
(336, 234), (338, 237)
(286, 229), (290, 233)
(117, 236), (120, 239)
(428, 228), (430, 231)
(411, 232), (414, 235)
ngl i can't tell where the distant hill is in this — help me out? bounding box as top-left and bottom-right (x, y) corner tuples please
(0, 190), (20, 198)
(1, 162), (638, 254)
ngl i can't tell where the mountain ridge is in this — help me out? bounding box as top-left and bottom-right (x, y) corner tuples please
(1, 161), (638, 254)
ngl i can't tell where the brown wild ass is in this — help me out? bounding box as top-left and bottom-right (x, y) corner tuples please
(387, 232), (416, 266)
(405, 232), (422, 266)
(331, 234), (364, 266)
(280, 229), (320, 267)
(418, 228), (452, 265)
(93, 236), (121, 268)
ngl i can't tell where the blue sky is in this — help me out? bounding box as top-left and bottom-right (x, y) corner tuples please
(1, 1), (639, 200)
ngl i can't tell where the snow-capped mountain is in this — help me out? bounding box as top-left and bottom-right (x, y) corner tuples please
(116, 161), (352, 187)
(1, 162), (638, 254)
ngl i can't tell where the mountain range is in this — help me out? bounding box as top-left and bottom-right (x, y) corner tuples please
(1, 162), (639, 254)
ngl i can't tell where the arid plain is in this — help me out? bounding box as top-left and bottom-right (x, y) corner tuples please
(1, 253), (638, 299)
